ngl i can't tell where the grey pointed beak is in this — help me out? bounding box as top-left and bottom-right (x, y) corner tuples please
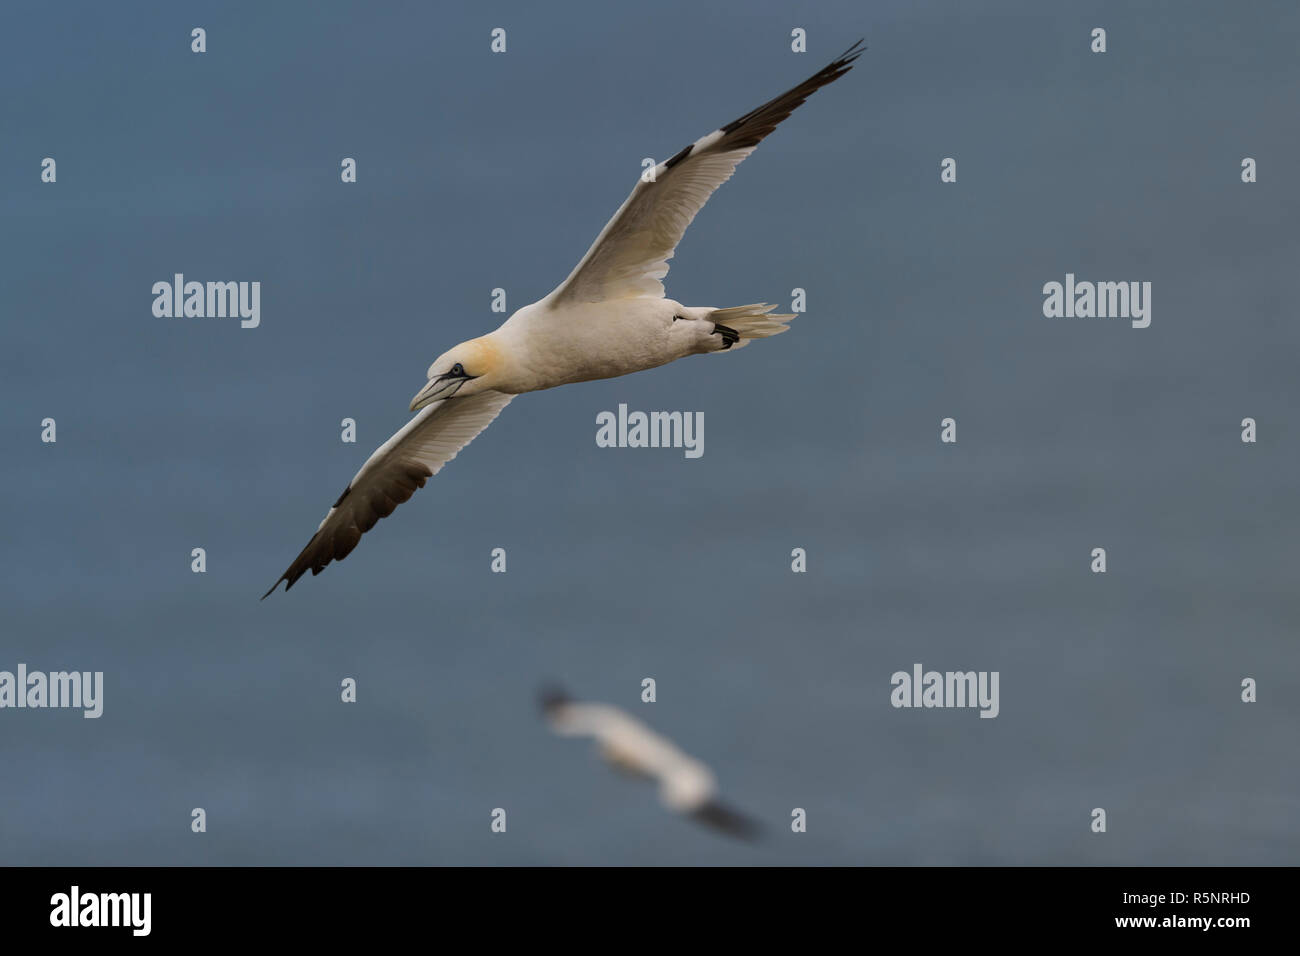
(409, 376), (454, 411)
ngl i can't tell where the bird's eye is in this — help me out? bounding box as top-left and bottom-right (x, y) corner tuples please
(451, 363), (464, 377)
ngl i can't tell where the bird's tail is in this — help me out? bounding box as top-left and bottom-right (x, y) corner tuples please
(708, 303), (797, 351)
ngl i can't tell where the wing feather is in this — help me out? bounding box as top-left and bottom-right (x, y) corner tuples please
(547, 40), (864, 305)
(262, 390), (514, 597)
(691, 800), (762, 840)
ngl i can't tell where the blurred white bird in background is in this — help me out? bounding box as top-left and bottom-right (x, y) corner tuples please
(540, 685), (761, 839)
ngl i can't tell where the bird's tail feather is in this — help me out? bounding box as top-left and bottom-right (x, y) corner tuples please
(708, 303), (796, 351)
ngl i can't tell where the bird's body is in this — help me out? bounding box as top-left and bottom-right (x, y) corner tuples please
(472, 298), (731, 394)
(263, 41), (863, 596)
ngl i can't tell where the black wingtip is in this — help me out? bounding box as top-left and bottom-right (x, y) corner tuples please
(692, 800), (763, 841)
(840, 38), (867, 62)
(538, 683), (572, 716)
(828, 39), (866, 75)
(261, 571), (298, 600)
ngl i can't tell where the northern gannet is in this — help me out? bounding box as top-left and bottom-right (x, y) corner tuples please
(263, 41), (863, 597)
(540, 686), (761, 839)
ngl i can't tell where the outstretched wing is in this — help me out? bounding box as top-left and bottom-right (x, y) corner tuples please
(547, 40), (863, 306)
(262, 390), (514, 597)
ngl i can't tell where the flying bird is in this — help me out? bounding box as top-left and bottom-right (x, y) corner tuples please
(263, 41), (864, 597)
(540, 686), (761, 839)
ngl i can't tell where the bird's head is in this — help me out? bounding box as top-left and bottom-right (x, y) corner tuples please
(409, 336), (504, 411)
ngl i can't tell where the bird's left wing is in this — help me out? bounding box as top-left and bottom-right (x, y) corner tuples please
(691, 800), (762, 840)
(262, 389), (514, 597)
(546, 40), (863, 306)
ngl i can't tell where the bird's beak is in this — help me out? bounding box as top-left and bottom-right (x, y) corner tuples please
(409, 375), (460, 411)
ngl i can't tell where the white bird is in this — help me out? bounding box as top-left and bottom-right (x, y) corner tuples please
(264, 41), (863, 597)
(540, 686), (760, 839)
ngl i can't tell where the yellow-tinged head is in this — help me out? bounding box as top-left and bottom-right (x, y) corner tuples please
(409, 336), (504, 410)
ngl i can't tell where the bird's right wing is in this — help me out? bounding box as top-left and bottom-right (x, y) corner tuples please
(544, 40), (864, 306)
(262, 389), (514, 597)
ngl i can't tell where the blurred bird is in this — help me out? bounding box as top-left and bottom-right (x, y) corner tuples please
(540, 685), (761, 840)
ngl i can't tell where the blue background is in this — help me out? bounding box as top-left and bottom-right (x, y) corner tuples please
(2, 0), (1297, 864)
